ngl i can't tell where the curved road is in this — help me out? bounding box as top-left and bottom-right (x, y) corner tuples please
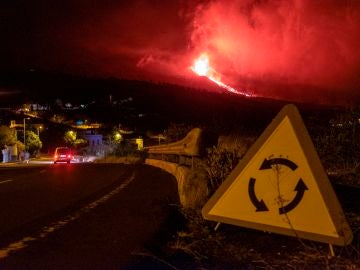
(0, 163), (179, 269)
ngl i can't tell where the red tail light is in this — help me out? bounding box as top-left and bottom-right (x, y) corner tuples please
(67, 154), (72, 158)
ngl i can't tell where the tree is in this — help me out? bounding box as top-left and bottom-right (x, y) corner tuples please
(16, 141), (25, 153)
(64, 130), (87, 148)
(111, 129), (123, 144)
(25, 131), (42, 155)
(64, 130), (77, 146)
(0, 125), (17, 147)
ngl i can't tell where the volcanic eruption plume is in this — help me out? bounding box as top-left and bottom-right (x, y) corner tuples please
(2, 0), (360, 104)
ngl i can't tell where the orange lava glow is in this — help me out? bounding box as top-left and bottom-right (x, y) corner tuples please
(192, 54), (210, 77)
(191, 53), (252, 97)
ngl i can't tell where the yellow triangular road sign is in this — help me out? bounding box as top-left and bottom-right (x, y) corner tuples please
(202, 104), (353, 246)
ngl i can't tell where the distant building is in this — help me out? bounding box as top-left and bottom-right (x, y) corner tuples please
(83, 130), (104, 156)
(31, 103), (50, 111)
(18, 103), (50, 112)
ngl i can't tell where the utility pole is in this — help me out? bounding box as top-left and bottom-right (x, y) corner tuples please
(23, 118), (26, 149)
(23, 118), (30, 151)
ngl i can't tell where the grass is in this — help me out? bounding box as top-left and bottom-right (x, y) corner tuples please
(161, 208), (360, 269)
(94, 155), (143, 164)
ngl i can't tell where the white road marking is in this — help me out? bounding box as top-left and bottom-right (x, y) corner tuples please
(0, 173), (135, 260)
(0, 180), (13, 185)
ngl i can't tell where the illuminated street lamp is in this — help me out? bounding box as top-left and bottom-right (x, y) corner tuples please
(114, 132), (122, 142)
(37, 125), (43, 136)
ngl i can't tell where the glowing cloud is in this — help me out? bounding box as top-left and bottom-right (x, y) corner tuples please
(188, 0), (360, 102)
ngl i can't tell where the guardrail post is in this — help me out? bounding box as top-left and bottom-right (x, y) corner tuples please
(145, 128), (202, 169)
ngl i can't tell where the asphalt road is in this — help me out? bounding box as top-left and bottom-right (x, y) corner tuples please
(0, 163), (180, 269)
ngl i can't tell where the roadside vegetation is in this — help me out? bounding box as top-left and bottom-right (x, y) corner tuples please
(0, 125), (42, 157)
(309, 107), (360, 187)
(95, 138), (146, 164)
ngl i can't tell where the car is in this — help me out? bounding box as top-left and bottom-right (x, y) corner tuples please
(54, 147), (73, 164)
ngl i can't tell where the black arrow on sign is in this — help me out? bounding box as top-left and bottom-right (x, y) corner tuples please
(259, 158), (298, 171)
(279, 178), (308, 215)
(248, 177), (269, 212)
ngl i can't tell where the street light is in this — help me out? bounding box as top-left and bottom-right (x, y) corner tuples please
(23, 118), (30, 151)
(37, 125), (43, 136)
(115, 132), (121, 141)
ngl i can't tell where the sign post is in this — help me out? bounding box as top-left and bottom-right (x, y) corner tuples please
(202, 104), (353, 246)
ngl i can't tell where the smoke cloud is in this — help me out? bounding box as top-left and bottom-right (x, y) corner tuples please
(185, 0), (360, 101)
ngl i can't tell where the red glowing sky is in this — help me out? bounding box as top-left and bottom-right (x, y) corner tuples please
(1, 0), (360, 103)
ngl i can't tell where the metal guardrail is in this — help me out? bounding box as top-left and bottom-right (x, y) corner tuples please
(145, 128), (202, 168)
(146, 128), (202, 156)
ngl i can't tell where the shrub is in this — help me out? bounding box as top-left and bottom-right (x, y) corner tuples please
(25, 130), (42, 155)
(309, 108), (360, 176)
(204, 145), (244, 194)
(183, 168), (209, 210)
(164, 123), (193, 143)
(0, 125), (17, 147)
(305, 107), (360, 186)
(114, 140), (137, 156)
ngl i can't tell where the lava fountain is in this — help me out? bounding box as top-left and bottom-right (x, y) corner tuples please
(191, 53), (252, 97)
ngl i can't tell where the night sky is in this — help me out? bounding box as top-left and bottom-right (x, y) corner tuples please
(1, 0), (360, 103)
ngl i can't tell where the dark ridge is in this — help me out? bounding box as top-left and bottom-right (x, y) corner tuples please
(0, 69), (342, 134)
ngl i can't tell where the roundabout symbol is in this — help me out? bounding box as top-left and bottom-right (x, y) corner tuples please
(248, 157), (309, 214)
